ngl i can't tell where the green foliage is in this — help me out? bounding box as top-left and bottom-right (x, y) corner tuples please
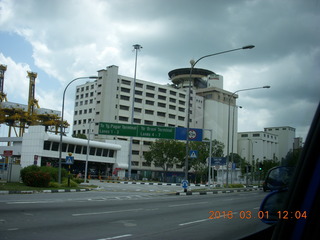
(20, 165), (41, 183)
(21, 165), (68, 187)
(144, 139), (185, 181)
(23, 171), (51, 187)
(61, 179), (78, 188)
(189, 139), (224, 183)
(226, 183), (244, 188)
(48, 182), (61, 188)
(73, 178), (84, 184)
(72, 133), (87, 139)
(282, 148), (302, 167)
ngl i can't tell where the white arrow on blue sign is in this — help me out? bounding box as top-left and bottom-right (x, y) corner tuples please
(182, 180), (189, 189)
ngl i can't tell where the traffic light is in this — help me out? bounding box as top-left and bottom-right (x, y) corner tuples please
(259, 162), (263, 171)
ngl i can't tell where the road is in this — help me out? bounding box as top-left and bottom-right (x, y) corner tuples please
(0, 188), (269, 240)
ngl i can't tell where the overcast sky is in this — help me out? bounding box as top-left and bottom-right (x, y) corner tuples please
(0, 0), (319, 140)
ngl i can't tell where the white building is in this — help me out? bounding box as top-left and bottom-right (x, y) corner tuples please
(264, 126), (296, 160)
(72, 65), (238, 179)
(238, 131), (279, 165)
(0, 126), (128, 179)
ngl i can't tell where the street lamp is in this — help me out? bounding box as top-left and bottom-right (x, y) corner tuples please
(226, 85), (270, 187)
(84, 120), (94, 183)
(128, 44), (142, 180)
(58, 76), (98, 184)
(184, 45), (255, 181)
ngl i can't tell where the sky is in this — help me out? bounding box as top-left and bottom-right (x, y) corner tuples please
(0, 0), (319, 141)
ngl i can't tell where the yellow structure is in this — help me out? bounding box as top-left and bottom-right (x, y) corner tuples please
(0, 65), (68, 137)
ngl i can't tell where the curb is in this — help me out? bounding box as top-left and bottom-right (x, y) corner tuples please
(0, 188), (91, 195)
(175, 187), (262, 195)
(100, 180), (214, 187)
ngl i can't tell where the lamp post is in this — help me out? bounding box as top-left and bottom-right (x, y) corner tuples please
(226, 85), (270, 187)
(58, 76), (98, 184)
(184, 45), (255, 181)
(128, 44), (142, 180)
(230, 105), (242, 184)
(84, 120), (94, 183)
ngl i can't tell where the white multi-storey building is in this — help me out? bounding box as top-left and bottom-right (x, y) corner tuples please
(72, 65), (238, 179)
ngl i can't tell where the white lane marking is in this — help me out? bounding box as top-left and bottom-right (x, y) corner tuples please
(179, 211), (239, 226)
(169, 201), (208, 207)
(179, 219), (210, 226)
(8, 228), (19, 231)
(72, 208), (143, 217)
(97, 234), (132, 240)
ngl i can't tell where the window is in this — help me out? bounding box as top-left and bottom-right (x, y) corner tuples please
(241, 134), (248, 137)
(134, 118), (141, 123)
(169, 105), (176, 110)
(142, 162), (151, 167)
(121, 79), (131, 85)
(121, 87), (130, 93)
(146, 85), (155, 90)
(96, 148), (102, 156)
(253, 133), (260, 137)
(169, 114), (175, 119)
(119, 116), (129, 121)
(120, 95), (130, 101)
(134, 108), (142, 113)
(132, 150), (139, 155)
(102, 149), (109, 157)
(68, 144), (75, 153)
(146, 100), (154, 105)
(89, 147), (96, 156)
(75, 145), (82, 154)
(179, 93), (185, 98)
(179, 100), (185, 105)
(43, 141), (51, 150)
(178, 107), (185, 112)
(144, 120), (153, 125)
(52, 142), (60, 151)
(170, 90), (177, 96)
(109, 150), (114, 157)
(158, 102), (166, 108)
(169, 98), (176, 103)
(136, 82), (143, 88)
(146, 92), (155, 98)
(135, 98), (142, 103)
(157, 112), (166, 117)
(120, 105), (129, 110)
(159, 88), (166, 93)
(135, 90), (143, 95)
(158, 95), (166, 100)
(178, 116), (185, 121)
(145, 110), (154, 115)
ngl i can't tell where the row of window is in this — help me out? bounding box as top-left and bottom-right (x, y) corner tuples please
(75, 99), (94, 107)
(74, 109), (93, 115)
(240, 133), (277, 140)
(76, 84), (95, 93)
(120, 79), (186, 99)
(76, 91), (94, 99)
(43, 141), (115, 158)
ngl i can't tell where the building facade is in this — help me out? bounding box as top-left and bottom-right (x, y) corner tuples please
(72, 65), (238, 179)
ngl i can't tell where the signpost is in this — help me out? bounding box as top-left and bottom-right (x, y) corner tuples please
(99, 122), (203, 141)
(182, 179), (189, 192)
(99, 122), (175, 139)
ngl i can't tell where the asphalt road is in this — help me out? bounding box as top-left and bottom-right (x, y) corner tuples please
(0, 189), (269, 240)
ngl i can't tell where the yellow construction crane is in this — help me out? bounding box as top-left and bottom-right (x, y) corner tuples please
(0, 65), (69, 137)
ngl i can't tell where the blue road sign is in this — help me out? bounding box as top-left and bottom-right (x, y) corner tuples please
(175, 127), (203, 141)
(189, 150), (198, 159)
(210, 157), (226, 165)
(182, 180), (189, 189)
(65, 156), (74, 165)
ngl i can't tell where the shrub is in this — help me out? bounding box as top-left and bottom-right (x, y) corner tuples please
(61, 179), (78, 188)
(20, 165), (40, 183)
(48, 182), (61, 188)
(73, 178), (84, 184)
(23, 171), (51, 187)
(39, 166), (68, 182)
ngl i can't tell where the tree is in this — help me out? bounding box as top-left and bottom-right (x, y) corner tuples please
(189, 139), (224, 183)
(72, 133), (87, 139)
(144, 139), (185, 182)
(282, 148), (302, 167)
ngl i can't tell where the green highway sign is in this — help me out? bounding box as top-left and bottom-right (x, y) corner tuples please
(99, 122), (175, 139)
